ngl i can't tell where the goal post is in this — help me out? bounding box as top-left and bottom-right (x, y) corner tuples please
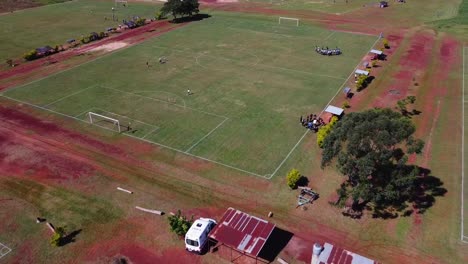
(88, 112), (121, 133)
(278, 17), (299, 26)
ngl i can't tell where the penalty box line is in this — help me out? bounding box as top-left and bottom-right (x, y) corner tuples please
(76, 107), (160, 136)
(267, 34), (382, 179)
(185, 117), (229, 153)
(43, 84), (98, 108)
(0, 95), (267, 179)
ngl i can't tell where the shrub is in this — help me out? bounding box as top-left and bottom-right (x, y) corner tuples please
(6, 59), (13, 67)
(80, 36), (90, 44)
(383, 38), (390, 49)
(371, 61), (377, 67)
(23, 49), (38, 61)
(356, 75), (368, 91)
(286, 169), (301, 189)
(50, 226), (66, 247)
(168, 210), (193, 236)
(99, 32), (106, 39)
(136, 18), (146, 27)
(155, 10), (165, 20)
(342, 101), (350, 109)
(317, 116), (338, 148)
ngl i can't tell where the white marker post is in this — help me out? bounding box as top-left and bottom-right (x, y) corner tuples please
(117, 187), (133, 194)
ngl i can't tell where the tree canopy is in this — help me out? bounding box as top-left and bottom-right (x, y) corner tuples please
(161, 0), (199, 20)
(321, 108), (428, 216)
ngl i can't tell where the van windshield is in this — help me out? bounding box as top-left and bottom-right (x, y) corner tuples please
(186, 239), (199, 247)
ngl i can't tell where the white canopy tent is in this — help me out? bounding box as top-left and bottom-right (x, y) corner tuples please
(370, 49), (383, 55)
(324, 105), (344, 116)
(355, 69), (369, 76)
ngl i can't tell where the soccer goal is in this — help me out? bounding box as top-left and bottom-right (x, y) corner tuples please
(278, 17), (299, 26)
(88, 112), (121, 133)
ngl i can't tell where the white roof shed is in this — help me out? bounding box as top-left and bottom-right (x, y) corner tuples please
(324, 105), (344, 116)
(355, 69), (369, 76)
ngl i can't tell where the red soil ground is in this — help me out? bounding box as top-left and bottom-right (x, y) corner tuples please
(0, 0), (40, 14)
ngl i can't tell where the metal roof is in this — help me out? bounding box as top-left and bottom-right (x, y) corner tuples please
(312, 243), (376, 264)
(355, 69), (369, 76)
(370, 49), (383, 55)
(324, 105), (344, 116)
(208, 207), (275, 257)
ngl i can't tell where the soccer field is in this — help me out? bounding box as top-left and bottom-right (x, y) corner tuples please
(2, 13), (377, 177)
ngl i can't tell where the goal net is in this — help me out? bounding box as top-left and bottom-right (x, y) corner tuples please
(88, 112), (121, 133)
(278, 17), (299, 26)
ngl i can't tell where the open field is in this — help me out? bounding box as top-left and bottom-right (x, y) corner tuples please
(2, 13), (377, 177)
(0, 0), (160, 61)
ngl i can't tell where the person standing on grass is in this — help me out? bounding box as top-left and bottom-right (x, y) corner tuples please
(127, 122), (132, 131)
(187, 89), (191, 96)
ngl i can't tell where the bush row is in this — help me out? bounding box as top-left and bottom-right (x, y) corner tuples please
(317, 116), (339, 148)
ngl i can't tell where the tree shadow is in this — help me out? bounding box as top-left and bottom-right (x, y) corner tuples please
(171, 14), (211, 24)
(60, 229), (82, 246)
(296, 176), (309, 187)
(257, 227), (293, 262)
(411, 167), (447, 214)
(370, 167), (446, 219)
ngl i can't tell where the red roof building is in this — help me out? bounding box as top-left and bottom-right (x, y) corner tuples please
(209, 207), (275, 261)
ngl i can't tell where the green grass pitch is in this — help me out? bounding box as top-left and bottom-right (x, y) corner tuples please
(2, 13), (378, 177)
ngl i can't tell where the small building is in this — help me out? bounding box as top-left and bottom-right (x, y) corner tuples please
(311, 242), (377, 264)
(370, 49), (385, 60)
(209, 207), (275, 262)
(324, 105), (344, 117)
(355, 69), (370, 76)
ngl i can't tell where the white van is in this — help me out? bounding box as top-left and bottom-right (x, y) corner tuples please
(185, 218), (217, 253)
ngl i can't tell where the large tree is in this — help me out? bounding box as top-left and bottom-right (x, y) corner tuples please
(321, 108), (426, 215)
(161, 0), (199, 20)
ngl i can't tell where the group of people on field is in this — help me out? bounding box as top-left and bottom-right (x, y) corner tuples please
(300, 114), (325, 132)
(315, 46), (342, 56)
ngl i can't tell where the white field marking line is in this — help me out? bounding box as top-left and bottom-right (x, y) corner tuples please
(142, 127), (160, 139)
(0, 21), (190, 95)
(267, 35), (382, 179)
(185, 117), (229, 153)
(462, 46), (466, 242)
(91, 107), (160, 131)
(0, 95), (266, 179)
(101, 86), (228, 119)
(74, 107), (97, 118)
(134, 90), (187, 109)
(331, 29), (379, 37)
(324, 31), (336, 41)
(0, 242), (12, 259)
(43, 84), (97, 108)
